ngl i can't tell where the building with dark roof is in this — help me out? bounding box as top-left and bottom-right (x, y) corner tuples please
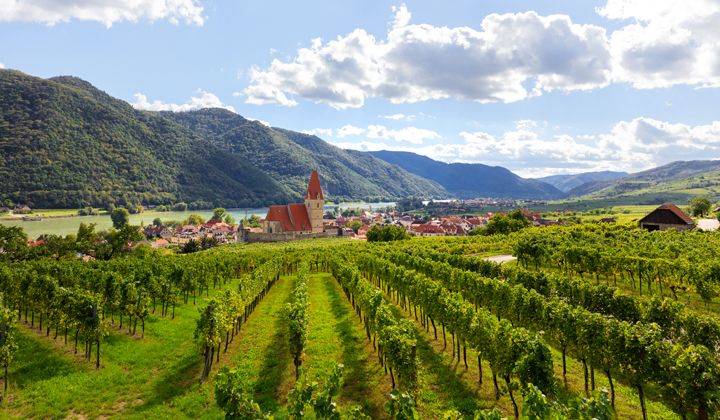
(638, 203), (695, 231)
(263, 170), (325, 234)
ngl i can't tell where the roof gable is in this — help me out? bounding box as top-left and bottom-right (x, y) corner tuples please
(265, 204), (312, 232)
(639, 203), (694, 225)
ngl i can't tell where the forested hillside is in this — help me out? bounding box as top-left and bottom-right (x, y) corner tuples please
(0, 70), (445, 209)
(165, 110), (446, 201)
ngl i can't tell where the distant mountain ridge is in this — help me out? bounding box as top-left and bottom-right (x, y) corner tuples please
(0, 69), (445, 208)
(369, 150), (566, 199)
(537, 171), (627, 193)
(571, 160), (720, 199)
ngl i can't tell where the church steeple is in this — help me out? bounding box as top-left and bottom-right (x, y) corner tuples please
(304, 169), (325, 233)
(305, 169), (324, 200)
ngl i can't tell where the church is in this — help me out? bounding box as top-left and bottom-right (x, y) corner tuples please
(262, 170), (325, 234)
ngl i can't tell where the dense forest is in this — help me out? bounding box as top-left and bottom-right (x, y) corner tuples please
(0, 70), (445, 209)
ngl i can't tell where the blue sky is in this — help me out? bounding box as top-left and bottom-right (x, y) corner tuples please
(1, 0), (720, 177)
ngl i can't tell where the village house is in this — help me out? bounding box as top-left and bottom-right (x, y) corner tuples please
(639, 203), (695, 231)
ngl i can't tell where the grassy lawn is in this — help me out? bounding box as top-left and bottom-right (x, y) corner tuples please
(304, 273), (391, 417)
(0, 209), (83, 220)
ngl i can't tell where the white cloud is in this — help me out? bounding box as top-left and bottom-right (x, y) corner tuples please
(381, 113), (416, 121)
(131, 90), (235, 113)
(0, 63), (5, 69)
(599, 0), (720, 88)
(303, 128), (333, 137)
(243, 5), (611, 109)
(366, 125), (440, 144)
(0, 0), (205, 27)
(247, 117), (270, 127)
(332, 117), (720, 177)
(304, 123), (441, 144)
(336, 124), (366, 138)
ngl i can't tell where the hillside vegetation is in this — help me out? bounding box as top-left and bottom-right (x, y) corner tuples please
(558, 160), (720, 208)
(0, 70), (445, 209)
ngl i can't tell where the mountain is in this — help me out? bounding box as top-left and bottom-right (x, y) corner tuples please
(0, 70), (445, 208)
(537, 171), (627, 193)
(368, 150), (565, 199)
(563, 160), (720, 206)
(164, 111), (446, 201)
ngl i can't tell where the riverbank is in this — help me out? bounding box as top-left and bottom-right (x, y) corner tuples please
(0, 202), (396, 238)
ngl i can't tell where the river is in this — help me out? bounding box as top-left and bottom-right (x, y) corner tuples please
(0, 202), (395, 239)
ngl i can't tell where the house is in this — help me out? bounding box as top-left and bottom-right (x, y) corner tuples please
(639, 203), (695, 231)
(263, 170), (325, 234)
(413, 224), (445, 236)
(152, 239), (170, 248)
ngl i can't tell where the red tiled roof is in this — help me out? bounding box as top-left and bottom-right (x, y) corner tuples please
(305, 169), (324, 200)
(414, 224), (445, 234)
(265, 203), (313, 232)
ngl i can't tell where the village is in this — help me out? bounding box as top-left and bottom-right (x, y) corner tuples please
(132, 170), (716, 249)
(134, 170), (569, 248)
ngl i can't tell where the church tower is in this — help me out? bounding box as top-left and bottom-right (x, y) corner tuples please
(304, 169), (325, 233)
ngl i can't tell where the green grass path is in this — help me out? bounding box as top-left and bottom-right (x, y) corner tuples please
(303, 273), (390, 418)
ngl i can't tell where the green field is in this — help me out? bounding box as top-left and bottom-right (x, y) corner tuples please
(1, 230), (718, 419)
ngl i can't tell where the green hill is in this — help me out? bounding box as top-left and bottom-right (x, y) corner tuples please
(556, 160), (720, 209)
(165, 110), (446, 201)
(0, 70), (445, 208)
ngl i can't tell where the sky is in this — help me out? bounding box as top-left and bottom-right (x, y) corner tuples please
(1, 0), (720, 177)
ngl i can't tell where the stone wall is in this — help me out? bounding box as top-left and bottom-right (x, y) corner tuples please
(640, 222), (694, 231)
(239, 230), (338, 243)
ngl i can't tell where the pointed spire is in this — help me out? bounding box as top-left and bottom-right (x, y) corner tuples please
(305, 169), (324, 200)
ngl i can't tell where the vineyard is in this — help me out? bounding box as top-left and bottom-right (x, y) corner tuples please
(0, 224), (719, 418)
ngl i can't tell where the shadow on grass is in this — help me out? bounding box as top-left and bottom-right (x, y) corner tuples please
(11, 330), (82, 387)
(322, 274), (385, 417)
(253, 277), (295, 413)
(386, 304), (482, 416)
(127, 350), (203, 416)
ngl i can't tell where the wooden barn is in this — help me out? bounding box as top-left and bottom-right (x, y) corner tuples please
(638, 203), (695, 231)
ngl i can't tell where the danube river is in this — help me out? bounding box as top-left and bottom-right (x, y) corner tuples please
(0, 202), (395, 239)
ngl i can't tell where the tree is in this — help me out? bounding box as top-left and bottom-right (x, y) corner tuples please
(111, 208), (130, 229)
(182, 239), (202, 254)
(0, 225), (28, 261)
(172, 202), (188, 211)
(185, 214), (206, 225)
(224, 214), (236, 225)
(152, 218), (163, 227)
(367, 225), (411, 242)
(689, 197), (712, 217)
(211, 208), (228, 222)
(347, 220), (364, 234)
(241, 215), (261, 228)
(471, 210), (530, 236)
